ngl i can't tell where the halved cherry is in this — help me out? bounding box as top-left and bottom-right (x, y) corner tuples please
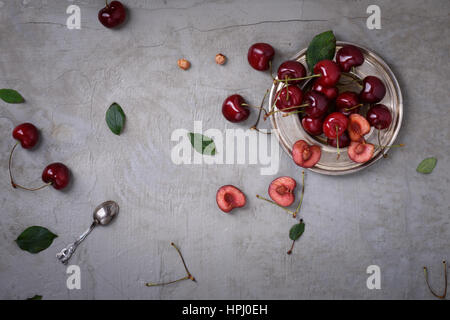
(348, 141), (374, 163)
(347, 113), (371, 142)
(268, 176), (296, 207)
(292, 140), (321, 168)
(216, 185), (246, 213)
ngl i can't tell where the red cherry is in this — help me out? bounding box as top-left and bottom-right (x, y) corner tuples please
(360, 76), (386, 103)
(327, 131), (350, 148)
(311, 81), (338, 101)
(313, 60), (341, 87)
(12, 123), (39, 149)
(268, 176), (296, 207)
(247, 43), (275, 71)
(304, 91), (328, 119)
(367, 104), (392, 130)
(323, 112), (349, 139)
(292, 140), (321, 168)
(336, 91), (361, 116)
(216, 185), (246, 213)
(98, 1), (126, 28)
(301, 116), (323, 136)
(336, 45), (364, 72)
(42, 163), (71, 190)
(277, 60), (306, 84)
(275, 86), (303, 112)
(222, 94), (250, 122)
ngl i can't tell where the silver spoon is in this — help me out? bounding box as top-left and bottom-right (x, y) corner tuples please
(56, 201), (119, 264)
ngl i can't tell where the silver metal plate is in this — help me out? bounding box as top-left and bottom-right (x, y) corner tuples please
(269, 41), (403, 175)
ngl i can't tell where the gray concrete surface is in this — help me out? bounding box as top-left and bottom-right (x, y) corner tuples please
(0, 0), (449, 300)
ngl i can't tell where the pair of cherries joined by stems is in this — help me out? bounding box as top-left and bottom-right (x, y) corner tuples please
(9, 123), (70, 191)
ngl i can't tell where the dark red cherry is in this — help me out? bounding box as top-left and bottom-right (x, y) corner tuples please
(222, 94), (250, 123)
(323, 112), (349, 139)
(367, 104), (392, 129)
(360, 76), (386, 103)
(301, 116), (323, 136)
(311, 81), (338, 101)
(42, 163), (70, 190)
(304, 91), (328, 119)
(336, 91), (361, 116)
(313, 60), (341, 87)
(336, 45), (364, 72)
(277, 60), (306, 84)
(275, 86), (303, 111)
(247, 43), (275, 71)
(12, 123), (39, 149)
(98, 1), (126, 28)
(327, 131), (350, 148)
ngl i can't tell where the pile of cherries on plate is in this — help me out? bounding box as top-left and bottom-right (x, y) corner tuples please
(275, 44), (393, 165)
(221, 43), (393, 169)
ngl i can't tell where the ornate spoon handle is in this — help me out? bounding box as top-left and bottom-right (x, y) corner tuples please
(56, 221), (97, 264)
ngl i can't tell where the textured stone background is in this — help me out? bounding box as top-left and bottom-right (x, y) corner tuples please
(0, 0), (449, 299)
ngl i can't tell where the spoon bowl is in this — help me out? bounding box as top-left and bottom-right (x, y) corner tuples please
(94, 200), (119, 225)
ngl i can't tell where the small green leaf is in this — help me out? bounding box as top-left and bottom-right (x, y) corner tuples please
(416, 157), (437, 174)
(106, 103), (125, 135)
(289, 221), (305, 241)
(16, 226), (58, 254)
(306, 30), (336, 71)
(0, 89), (25, 103)
(188, 132), (216, 155)
(27, 295), (42, 300)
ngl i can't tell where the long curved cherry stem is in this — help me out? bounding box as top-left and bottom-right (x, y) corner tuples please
(273, 74), (321, 83)
(8, 142), (51, 191)
(292, 171), (305, 218)
(256, 195), (295, 217)
(145, 242), (195, 287)
(423, 260), (447, 299)
(336, 126), (340, 160)
(250, 90), (271, 135)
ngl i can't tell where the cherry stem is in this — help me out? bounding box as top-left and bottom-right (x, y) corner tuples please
(269, 61), (275, 81)
(256, 195), (295, 217)
(287, 240), (295, 255)
(340, 72), (363, 87)
(344, 103), (363, 112)
(250, 90), (271, 135)
(274, 74), (321, 83)
(281, 109), (307, 117)
(265, 103), (309, 120)
(242, 103), (268, 115)
(374, 143), (405, 148)
(285, 78), (289, 101)
(336, 126), (340, 160)
(377, 130), (387, 158)
(145, 242), (195, 287)
(292, 171), (305, 218)
(105, 0), (109, 7)
(423, 260), (447, 299)
(8, 142), (52, 191)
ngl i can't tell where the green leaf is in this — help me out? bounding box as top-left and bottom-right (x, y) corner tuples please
(289, 221), (305, 241)
(0, 89), (24, 103)
(188, 132), (216, 155)
(16, 226), (58, 254)
(105, 103), (125, 135)
(27, 295), (42, 300)
(306, 30), (336, 71)
(416, 157), (437, 174)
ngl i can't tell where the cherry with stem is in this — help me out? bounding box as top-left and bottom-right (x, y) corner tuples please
(145, 242), (196, 287)
(423, 260), (447, 299)
(256, 171), (305, 219)
(335, 125), (340, 160)
(8, 142), (52, 191)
